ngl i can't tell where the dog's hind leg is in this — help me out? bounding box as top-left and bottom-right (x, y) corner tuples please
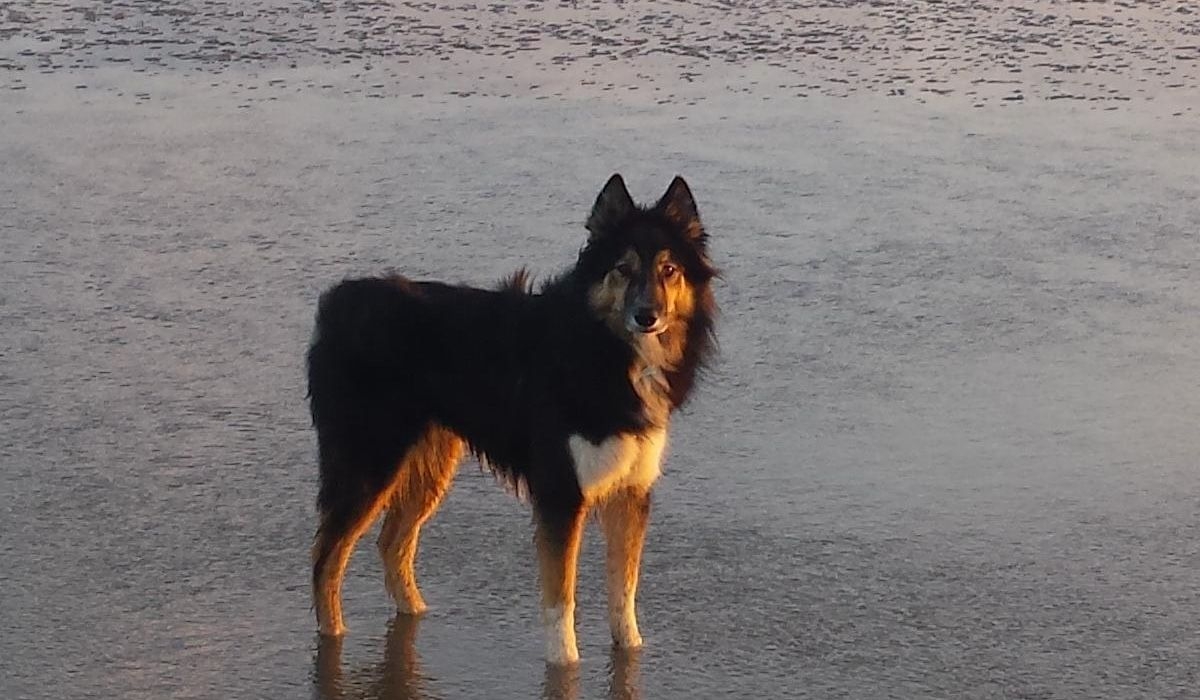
(599, 487), (651, 650)
(377, 425), (463, 615)
(535, 501), (588, 665)
(312, 479), (393, 637)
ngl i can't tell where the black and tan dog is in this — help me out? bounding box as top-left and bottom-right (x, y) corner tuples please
(307, 174), (717, 664)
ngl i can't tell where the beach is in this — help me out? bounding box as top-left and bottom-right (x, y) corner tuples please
(2, 2), (1200, 698)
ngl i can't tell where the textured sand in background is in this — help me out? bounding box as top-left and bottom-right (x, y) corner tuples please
(2, 0), (1198, 109)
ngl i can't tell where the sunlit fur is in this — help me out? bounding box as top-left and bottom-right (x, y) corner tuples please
(306, 174), (717, 663)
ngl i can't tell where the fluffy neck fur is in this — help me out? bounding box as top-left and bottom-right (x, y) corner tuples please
(541, 267), (716, 417)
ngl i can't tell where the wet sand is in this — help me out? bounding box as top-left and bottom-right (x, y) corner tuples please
(2, 2), (1200, 699)
(3, 0), (1199, 108)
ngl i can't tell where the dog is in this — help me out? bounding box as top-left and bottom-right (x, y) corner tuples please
(306, 174), (716, 664)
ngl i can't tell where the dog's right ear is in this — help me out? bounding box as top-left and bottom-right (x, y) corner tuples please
(586, 174), (635, 241)
(655, 175), (704, 242)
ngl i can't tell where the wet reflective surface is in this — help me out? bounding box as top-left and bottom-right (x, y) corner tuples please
(2, 3), (1200, 699)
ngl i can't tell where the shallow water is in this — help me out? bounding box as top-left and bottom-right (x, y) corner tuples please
(3, 3), (1200, 699)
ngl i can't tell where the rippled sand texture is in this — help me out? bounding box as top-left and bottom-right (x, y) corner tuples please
(3, 2), (1200, 700)
(2, 0), (1199, 107)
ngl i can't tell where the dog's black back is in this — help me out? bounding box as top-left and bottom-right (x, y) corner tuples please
(309, 276), (638, 511)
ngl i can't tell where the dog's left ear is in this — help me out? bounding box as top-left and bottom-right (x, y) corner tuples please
(587, 173), (636, 241)
(656, 176), (704, 242)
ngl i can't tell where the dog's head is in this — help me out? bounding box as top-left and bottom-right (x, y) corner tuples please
(579, 174), (717, 345)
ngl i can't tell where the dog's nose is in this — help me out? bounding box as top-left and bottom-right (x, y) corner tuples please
(633, 309), (658, 329)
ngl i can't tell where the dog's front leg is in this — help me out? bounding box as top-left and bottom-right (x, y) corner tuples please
(535, 505), (587, 665)
(600, 487), (651, 649)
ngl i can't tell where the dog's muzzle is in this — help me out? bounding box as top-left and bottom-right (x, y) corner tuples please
(627, 309), (667, 335)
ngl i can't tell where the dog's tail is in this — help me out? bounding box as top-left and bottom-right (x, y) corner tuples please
(497, 267), (533, 295)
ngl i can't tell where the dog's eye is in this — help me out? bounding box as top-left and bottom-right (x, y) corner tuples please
(615, 263), (634, 277)
(661, 264), (679, 279)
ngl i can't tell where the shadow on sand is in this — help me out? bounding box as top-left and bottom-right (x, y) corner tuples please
(314, 615), (643, 700)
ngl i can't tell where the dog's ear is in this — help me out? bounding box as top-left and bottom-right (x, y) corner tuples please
(656, 176), (704, 242)
(586, 173), (635, 240)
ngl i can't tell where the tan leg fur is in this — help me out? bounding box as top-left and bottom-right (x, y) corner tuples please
(313, 489), (392, 636)
(376, 427), (463, 614)
(599, 487), (651, 649)
(536, 509), (588, 665)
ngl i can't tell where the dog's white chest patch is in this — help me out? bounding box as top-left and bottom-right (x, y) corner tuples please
(568, 429), (667, 501)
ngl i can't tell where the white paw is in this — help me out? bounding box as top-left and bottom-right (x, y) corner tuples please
(545, 639), (581, 665)
(610, 606), (642, 649)
(613, 631), (643, 649)
(543, 604), (579, 665)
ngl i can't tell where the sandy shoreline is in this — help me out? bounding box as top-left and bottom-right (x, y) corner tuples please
(3, 0), (1199, 111)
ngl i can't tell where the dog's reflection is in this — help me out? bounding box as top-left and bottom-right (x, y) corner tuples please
(541, 647), (641, 700)
(315, 615), (429, 700)
(606, 648), (642, 700)
(316, 616), (643, 700)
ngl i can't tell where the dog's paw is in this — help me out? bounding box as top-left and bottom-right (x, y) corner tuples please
(385, 576), (428, 616)
(610, 606), (642, 649)
(543, 604), (579, 665)
(545, 640), (581, 666)
(397, 599), (428, 616)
